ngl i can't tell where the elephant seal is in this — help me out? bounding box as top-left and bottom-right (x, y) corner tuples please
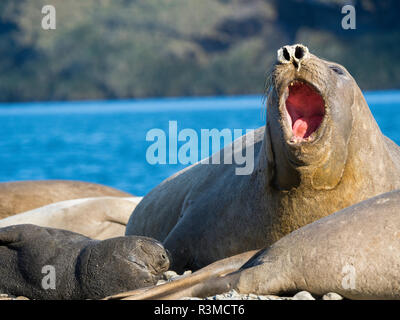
(0, 197), (142, 240)
(0, 224), (169, 300)
(112, 189), (400, 300)
(0, 180), (133, 219)
(126, 44), (400, 272)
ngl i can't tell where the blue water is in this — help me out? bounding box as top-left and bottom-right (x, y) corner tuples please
(0, 92), (399, 196)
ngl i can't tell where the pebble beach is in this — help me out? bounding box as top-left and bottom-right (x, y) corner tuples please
(155, 271), (344, 301)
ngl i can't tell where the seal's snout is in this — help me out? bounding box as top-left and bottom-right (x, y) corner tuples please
(277, 44), (309, 71)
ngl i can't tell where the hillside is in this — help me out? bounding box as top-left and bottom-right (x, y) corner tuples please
(0, 0), (399, 102)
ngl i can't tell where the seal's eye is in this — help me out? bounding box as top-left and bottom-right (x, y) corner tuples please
(329, 65), (345, 75)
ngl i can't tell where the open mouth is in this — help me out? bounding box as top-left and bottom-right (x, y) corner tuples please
(285, 80), (325, 140)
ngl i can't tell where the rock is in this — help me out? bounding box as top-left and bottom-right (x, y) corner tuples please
(206, 289), (242, 300)
(257, 295), (287, 300)
(162, 270), (192, 282)
(156, 279), (167, 286)
(203, 290), (292, 300)
(163, 270), (178, 280)
(292, 291), (316, 300)
(322, 292), (343, 300)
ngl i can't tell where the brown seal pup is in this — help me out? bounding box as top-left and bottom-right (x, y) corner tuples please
(0, 224), (169, 300)
(126, 44), (400, 272)
(0, 197), (142, 240)
(111, 189), (400, 300)
(0, 180), (133, 219)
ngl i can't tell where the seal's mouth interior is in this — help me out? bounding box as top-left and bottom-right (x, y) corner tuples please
(285, 81), (325, 139)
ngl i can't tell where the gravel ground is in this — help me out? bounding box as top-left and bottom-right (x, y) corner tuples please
(158, 271), (344, 301)
(202, 290), (343, 300)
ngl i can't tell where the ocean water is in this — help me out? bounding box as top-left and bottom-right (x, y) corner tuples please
(0, 92), (399, 196)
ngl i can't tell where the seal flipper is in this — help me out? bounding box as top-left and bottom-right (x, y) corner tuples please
(170, 257), (294, 299)
(105, 250), (258, 300)
(160, 271), (241, 300)
(0, 224), (33, 245)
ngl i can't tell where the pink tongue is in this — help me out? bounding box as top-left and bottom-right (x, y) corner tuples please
(293, 118), (308, 138)
(286, 82), (325, 139)
(293, 116), (324, 138)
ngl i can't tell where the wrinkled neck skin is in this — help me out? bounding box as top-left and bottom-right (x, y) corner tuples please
(253, 57), (400, 243)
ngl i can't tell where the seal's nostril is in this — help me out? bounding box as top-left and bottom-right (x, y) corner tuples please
(283, 47), (290, 61)
(295, 46), (305, 60)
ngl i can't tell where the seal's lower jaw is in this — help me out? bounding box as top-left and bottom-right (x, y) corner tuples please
(282, 80), (326, 144)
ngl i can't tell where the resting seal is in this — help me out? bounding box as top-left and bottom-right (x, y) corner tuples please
(0, 224), (169, 299)
(0, 180), (133, 219)
(0, 196), (142, 240)
(112, 189), (400, 300)
(126, 44), (400, 272)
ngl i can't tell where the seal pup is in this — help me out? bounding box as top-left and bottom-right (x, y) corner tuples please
(126, 44), (400, 272)
(112, 189), (400, 300)
(0, 180), (133, 219)
(0, 224), (169, 300)
(0, 196), (142, 240)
